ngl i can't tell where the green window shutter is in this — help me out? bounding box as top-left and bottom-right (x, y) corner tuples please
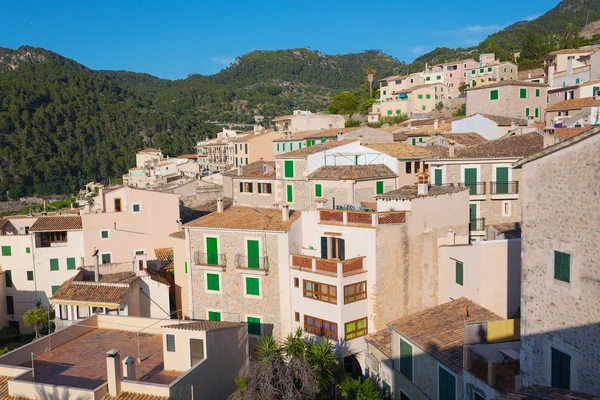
(593, 86), (600, 95)
(235, 144), (238, 153)
(387, 110), (392, 115)
(471, 70), (475, 75)
(258, 183), (262, 194)
(299, 143), (302, 149)
(208, 311), (221, 321)
(206, 237), (218, 265)
(419, 138), (423, 142)
(436, 75), (441, 80)
(535, 108), (539, 118)
(496, 167), (509, 194)
(284, 160), (294, 178)
(551, 348), (571, 389)
(101, 253), (111, 264)
(50, 258), (59, 271)
(245, 157), (248, 165)
(6, 296), (14, 314)
(422, 106), (426, 111)
(520, 88), (527, 98)
(206, 273), (220, 291)
(306, 140), (311, 147)
(554, 251), (570, 283)
(132, 204), (140, 212)
(26, 247), (30, 254)
(1, 246), (11, 256)
(320, 237), (328, 259)
(247, 240), (260, 268)
(321, 139), (326, 143)
(464, 168), (477, 195)
(418, 94), (423, 99)
(247, 316), (261, 335)
(400, 339), (413, 380)
(51, 286), (60, 295)
(245, 143), (248, 154)
(469, 204), (477, 222)
(434, 169), (442, 186)
(239, 182), (244, 193)
(27, 271), (34, 281)
(315, 184), (322, 197)
(426, 77), (431, 81)
(426, 94), (431, 99)
(455, 261), (463, 285)
(184, 262), (188, 274)
(246, 277), (260, 295)
(411, 138), (416, 146)
(101, 230), (109, 239)
(439, 367), (456, 400)
(490, 90), (499, 100)
(166, 334), (176, 352)
(488, 67), (492, 72)
(526, 108), (530, 117)
(376, 181), (384, 195)
(480, 68), (484, 73)
(575, 78), (580, 84)
(5, 271), (12, 288)
(277, 143), (280, 151)
(287, 184), (293, 203)
(536, 89), (540, 97)
(67, 258), (76, 270)
(396, 110), (401, 114)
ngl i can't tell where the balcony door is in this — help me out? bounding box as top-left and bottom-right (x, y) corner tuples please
(247, 240), (260, 268)
(206, 237), (218, 265)
(464, 168), (477, 195)
(496, 167), (509, 194)
(320, 237), (345, 261)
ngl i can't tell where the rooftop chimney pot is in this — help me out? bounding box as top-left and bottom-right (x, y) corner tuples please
(448, 139), (456, 157)
(282, 204), (290, 222)
(217, 198), (224, 213)
(106, 349), (122, 397)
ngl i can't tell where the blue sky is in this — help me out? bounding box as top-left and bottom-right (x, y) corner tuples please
(0, 0), (556, 80)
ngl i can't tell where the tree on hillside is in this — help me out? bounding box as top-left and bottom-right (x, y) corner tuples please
(366, 66), (375, 98)
(563, 22), (578, 49)
(327, 91), (360, 115)
(520, 31), (541, 61)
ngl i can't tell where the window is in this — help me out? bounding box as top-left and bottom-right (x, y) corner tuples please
(248, 316), (261, 335)
(387, 110), (392, 115)
(166, 334), (176, 352)
(114, 198), (122, 212)
(50, 258), (59, 271)
(315, 184), (322, 197)
(101, 253), (112, 264)
(345, 318), (367, 340)
(526, 108), (530, 117)
(418, 94), (423, 99)
(422, 106), (426, 111)
(257, 183), (272, 194)
(396, 109), (401, 115)
(67, 257), (76, 270)
(245, 143), (248, 154)
(426, 77), (431, 81)
(26, 247), (30, 254)
(593, 86), (600, 95)
(184, 262), (188, 274)
(240, 182), (253, 193)
(471, 70), (475, 75)
(245, 157), (248, 165)
(426, 94), (431, 99)
(400, 339), (413, 380)
(434, 169), (443, 186)
(439, 367), (456, 400)
(536, 89), (540, 97)
(405, 162), (412, 174)
(455, 261), (463, 285)
(5, 271), (12, 288)
(520, 88), (527, 98)
(207, 273), (220, 291)
(100, 230), (109, 239)
(246, 277), (260, 296)
(27, 271), (33, 281)
(344, 281), (367, 304)
(436, 75), (441, 80)
(575, 78), (580, 84)
(487, 67), (492, 72)
(208, 311), (221, 321)
(554, 251), (570, 283)
(40, 231), (68, 246)
(135, 250), (145, 255)
(295, 312), (300, 322)
(294, 277), (299, 288)
(321, 236), (345, 260)
(1, 246), (11, 256)
(284, 160), (294, 178)
(51, 285), (60, 295)
(6, 296), (14, 315)
(479, 68), (484, 73)
(376, 181), (384, 195)
(303, 280), (337, 304)
(551, 348), (571, 389)
(235, 144), (238, 154)
(287, 185), (293, 203)
(277, 143), (280, 152)
(535, 108), (539, 118)
(304, 315), (338, 341)
(132, 203), (141, 213)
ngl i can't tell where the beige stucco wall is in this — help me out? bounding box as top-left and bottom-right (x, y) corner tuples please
(170, 235), (189, 318)
(466, 84), (547, 121)
(519, 131), (600, 394)
(232, 178), (277, 208)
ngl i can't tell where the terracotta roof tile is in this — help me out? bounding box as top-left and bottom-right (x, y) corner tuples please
(546, 48), (594, 56)
(438, 133), (488, 146)
(554, 126), (591, 140)
(52, 269), (140, 305)
(276, 139), (358, 158)
(105, 392), (169, 400)
(466, 80), (547, 91)
(271, 127), (359, 142)
(177, 154), (197, 159)
(169, 230), (185, 239)
(223, 161), (276, 179)
(488, 222), (522, 239)
(29, 216), (82, 232)
(405, 123), (452, 135)
(365, 329), (392, 358)
(494, 385), (600, 400)
(475, 113), (529, 126)
(365, 143), (438, 159)
(154, 248), (174, 270)
(387, 298), (502, 372)
(308, 165), (397, 181)
(164, 320), (247, 332)
(428, 132), (543, 160)
(546, 97), (600, 111)
(185, 206), (301, 232)
(377, 184), (468, 200)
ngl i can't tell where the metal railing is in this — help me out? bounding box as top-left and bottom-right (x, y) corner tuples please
(490, 181), (519, 195)
(469, 218), (486, 231)
(194, 252), (227, 268)
(235, 255), (269, 271)
(459, 182), (486, 195)
(492, 362), (518, 392)
(466, 347), (489, 382)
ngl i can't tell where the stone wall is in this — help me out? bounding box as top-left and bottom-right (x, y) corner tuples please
(467, 85), (547, 121)
(519, 132), (600, 394)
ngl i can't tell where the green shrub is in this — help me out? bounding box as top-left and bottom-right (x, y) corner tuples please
(345, 119), (361, 128)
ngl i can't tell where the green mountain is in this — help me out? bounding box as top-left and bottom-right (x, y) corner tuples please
(0, 46), (405, 198)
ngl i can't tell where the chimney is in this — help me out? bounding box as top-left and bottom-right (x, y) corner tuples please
(548, 65), (555, 86)
(282, 204), (290, 222)
(134, 253), (148, 273)
(434, 119), (439, 130)
(417, 183), (429, 195)
(237, 166), (242, 176)
(106, 349), (122, 397)
(94, 251), (100, 283)
(122, 356), (136, 380)
(337, 131), (344, 141)
(448, 139), (456, 157)
(447, 230), (456, 245)
(528, 72), (531, 79)
(217, 198), (224, 213)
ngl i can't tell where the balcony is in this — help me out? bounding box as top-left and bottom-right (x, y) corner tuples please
(235, 255), (269, 274)
(194, 252), (227, 270)
(459, 182), (486, 198)
(490, 181), (519, 199)
(318, 210), (406, 227)
(465, 346), (520, 394)
(291, 254), (366, 277)
(469, 218), (486, 237)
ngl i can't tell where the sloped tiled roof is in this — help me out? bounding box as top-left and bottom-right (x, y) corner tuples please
(223, 161), (276, 179)
(466, 80), (547, 91)
(489, 222), (522, 239)
(365, 143), (439, 159)
(276, 140), (358, 158)
(365, 329), (392, 358)
(387, 298), (502, 372)
(105, 393), (169, 400)
(154, 248), (174, 270)
(428, 132), (543, 160)
(308, 165), (397, 181)
(185, 206), (301, 232)
(438, 133), (488, 146)
(494, 385), (600, 400)
(476, 113), (529, 126)
(546, 97), (600, 111)
(169, 230), (185, 239)
(377, 184), (468, 200)
(271, 127), (360, 142)
(29, 216), (82, 232)
(52, 269), (133, 305)
(405, 123), (452, 136)
(164, 320), (247, 332)
(554, 126), (591, 141)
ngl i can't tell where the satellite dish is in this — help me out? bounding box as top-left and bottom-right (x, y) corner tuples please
(92, 248), (99, 257)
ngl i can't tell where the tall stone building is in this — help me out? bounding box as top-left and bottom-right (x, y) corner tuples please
(514, 127), (600, 395)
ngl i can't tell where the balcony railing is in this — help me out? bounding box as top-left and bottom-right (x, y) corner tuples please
(469, 218), (485, 232)
(235, 255), (269, 272)
(465, 348), (518, 393)
(291, 254), (365, 277)
(490, 181), (519, 195)
(319, 210), (406, 227)
(459, 182), (486, 195)
(194, 252), (227, 269)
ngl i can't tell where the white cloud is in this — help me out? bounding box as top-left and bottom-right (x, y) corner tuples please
(211, 56), (234, 65)
(410, 46), (426, 54)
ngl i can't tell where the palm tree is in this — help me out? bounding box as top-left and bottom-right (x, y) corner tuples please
(255, 335), (283, 363)
(307, 339), (338, 391)
(366, 67), (375, 98)
(23, 307), (48, 339)
(564, 23), (577, 49)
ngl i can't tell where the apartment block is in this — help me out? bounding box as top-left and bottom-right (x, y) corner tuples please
(370, 83), (448, 122)
(231, 129), (280, 167)
(272, 110), (344, 133)
(378, 74), (425, 102)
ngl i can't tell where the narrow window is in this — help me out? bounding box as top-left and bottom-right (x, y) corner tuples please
(400, 339), (413, 380)
(27, 271), (34, 281)
(166, 334), (176, 352)
(248, 316), (261, 335)
(207, 273), (220, 291)
(5, 271), (12, 288)
(246, 277), (260, 296)
(456, 261), (463, 285)
(551, 348), (571, 389)
(67, 258), (76, 270)
(554, 251), (570, 283)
